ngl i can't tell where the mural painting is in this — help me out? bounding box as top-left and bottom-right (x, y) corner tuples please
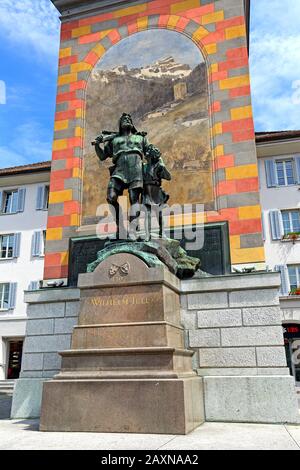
(83, 29), (213, 224)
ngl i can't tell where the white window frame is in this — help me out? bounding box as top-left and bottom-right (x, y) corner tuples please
(288, 265), (300, 291)
(265, 155), (300, 188)
(32, 230), (46, 258)
(28, 281), (41, 291)
(281, 210), (300, 235)
(42, 230), (46, 256)
(275, 159), (296, 186)
(36, 185), (50, 211)
(0, 234), (14, 259)
(44, 185), (49, 210)
(0, 283), (10, 311)
(2, 189), (19, 214)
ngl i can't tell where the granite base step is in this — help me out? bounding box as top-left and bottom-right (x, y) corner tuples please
(40, 376), (204, 434)
(59, 347), (194, 377)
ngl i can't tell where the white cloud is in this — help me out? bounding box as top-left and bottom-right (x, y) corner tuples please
(0, 147), (29, 168)
(250, 0), (300, 131)
(0, 0), (60, 61)
(0, 121), (52, 168)
(0, 80), (6, 104)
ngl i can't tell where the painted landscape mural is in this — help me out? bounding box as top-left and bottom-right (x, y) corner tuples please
(82, 29), (213, 224)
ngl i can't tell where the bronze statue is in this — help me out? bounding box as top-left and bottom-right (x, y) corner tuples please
(91, 114), (201, 278)
(143, 144), (171, 240)
(93, 113), (149, 237)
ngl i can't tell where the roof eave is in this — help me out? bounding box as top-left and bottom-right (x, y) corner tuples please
(0, 162), (51, 178)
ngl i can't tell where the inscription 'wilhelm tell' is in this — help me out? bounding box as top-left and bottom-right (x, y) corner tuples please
(89, 295), (155, 307)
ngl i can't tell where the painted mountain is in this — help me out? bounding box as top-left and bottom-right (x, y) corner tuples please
(83, 55), (213, 224)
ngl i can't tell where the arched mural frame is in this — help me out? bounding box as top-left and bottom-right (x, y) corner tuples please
(69, 16), (222, 226)
(46, 8), (261, 281)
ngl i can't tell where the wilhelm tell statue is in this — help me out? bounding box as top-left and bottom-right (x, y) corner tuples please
(91, 113), (201, 279)
(92, 113), (171, 239)
(93, 113), (152, 237)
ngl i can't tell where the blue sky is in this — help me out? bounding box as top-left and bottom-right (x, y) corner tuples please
(0, 0), (299, 169)
(99, 29), (202, 69)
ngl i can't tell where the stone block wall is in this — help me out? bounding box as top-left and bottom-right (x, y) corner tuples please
(11, 288), (80, 418)
(20, 289), (80, 379)
(181, 272), (289, 376)
(181, 271), (300, 424)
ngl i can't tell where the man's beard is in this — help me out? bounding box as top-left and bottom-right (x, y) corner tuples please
(121, 123), (132, 131)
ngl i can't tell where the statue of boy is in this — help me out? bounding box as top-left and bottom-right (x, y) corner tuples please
(142, 144), (171, 241)
(93, 113), (150, 238)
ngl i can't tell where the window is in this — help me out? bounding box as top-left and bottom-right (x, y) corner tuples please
(0, 283), (16, 310)
(0, 233), (21, 259)
(3, 190), (18, 214)
(0, 234), (14, 259)
(265, 156), (300, 188)
(28, 281), (41, 291)
(276, 160), (295, 186)
(32, 230), (46, 257)
(281, 210), (300, 235)
(0, 283), (9, 310)
(44, 186), (49, 209)
(42, 230), (46, 254)
(36, 185), (49, 210)
(0, 188), (26, 214)
(288, 266), (300, 290)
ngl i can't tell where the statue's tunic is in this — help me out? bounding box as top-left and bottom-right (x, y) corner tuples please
(104, 134), (149, 190)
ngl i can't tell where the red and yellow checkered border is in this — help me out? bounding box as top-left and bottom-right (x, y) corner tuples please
(45, 0), (264, 280)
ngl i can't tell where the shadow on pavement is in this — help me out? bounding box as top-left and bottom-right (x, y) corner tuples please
(11, 419), (40, 431)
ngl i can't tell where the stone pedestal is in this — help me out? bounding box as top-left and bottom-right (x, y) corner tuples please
(40, 253), (204, 434)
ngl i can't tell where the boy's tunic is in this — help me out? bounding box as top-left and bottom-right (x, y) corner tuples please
(142, 162), (171, 206)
